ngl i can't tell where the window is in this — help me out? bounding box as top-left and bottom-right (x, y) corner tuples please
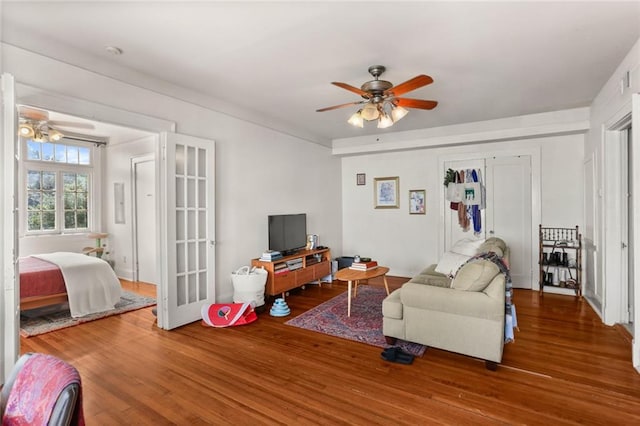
(23, 138), (94, 234)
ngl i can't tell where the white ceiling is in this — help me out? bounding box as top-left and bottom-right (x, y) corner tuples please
(3, 1), (639, 147)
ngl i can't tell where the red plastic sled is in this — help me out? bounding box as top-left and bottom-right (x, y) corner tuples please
(201, 302), (257, 328)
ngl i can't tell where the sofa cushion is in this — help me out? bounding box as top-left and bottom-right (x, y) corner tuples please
(451, 260), (501, 292)
(408, 274), (451, 288)
(450, 238), (486, 256)
(417, 264), (441, 276)
(434, 251), (471, 276)
(400, 282), (503, 320)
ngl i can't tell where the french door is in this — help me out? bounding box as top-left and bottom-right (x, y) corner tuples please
(158, 132), (215, 330)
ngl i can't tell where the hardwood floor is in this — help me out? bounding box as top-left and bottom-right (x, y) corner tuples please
(20, 277), (640, 425)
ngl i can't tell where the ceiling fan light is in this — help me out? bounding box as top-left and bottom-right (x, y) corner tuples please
(347, 110), (364, 128)
(48, 129), (64, 142)
(18, 123), (35, 138)
(391, 105), (409, 122)
(360, 102), (380, 121)
(377, 113), (394, 129)
(32, 127), (47, 142)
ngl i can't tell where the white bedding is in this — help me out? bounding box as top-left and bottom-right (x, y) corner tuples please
(33, 252), (122, 318)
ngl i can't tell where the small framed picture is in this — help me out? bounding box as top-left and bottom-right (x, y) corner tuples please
(356, 173), (366, 186)
(409, 189), (426, 215)
(374, 176), (399, 209)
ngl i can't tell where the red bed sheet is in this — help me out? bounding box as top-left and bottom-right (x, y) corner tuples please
(18, 256), (66, 298)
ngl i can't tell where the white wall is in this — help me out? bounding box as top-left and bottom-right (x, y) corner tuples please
(341, 132), (584, 278)
(104, 136), (157, 280)
(3, 44), (342, 302)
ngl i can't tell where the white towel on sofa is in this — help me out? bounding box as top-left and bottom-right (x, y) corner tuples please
(33, 252), (122, 318)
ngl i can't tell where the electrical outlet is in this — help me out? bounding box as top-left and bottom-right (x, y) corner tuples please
(123, 256), (127, 264)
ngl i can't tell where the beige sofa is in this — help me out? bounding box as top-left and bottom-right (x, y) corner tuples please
(382, 238), (509, 370)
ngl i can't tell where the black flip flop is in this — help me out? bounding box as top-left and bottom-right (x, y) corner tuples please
(382, 346), (401, 356)
(380, 348), (414, 364)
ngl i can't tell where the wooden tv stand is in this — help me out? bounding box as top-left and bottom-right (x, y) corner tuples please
(251, 248), (332, 297)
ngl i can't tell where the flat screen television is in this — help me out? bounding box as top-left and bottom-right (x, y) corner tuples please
(268, 214), (307, 255)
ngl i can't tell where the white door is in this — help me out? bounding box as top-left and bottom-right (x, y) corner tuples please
(443, 159), (486, 250)
(158, 132), (215, 330)
(133, 157), (158, 285)
(2, 73), (19, 381)
(485, 155), (533, 288)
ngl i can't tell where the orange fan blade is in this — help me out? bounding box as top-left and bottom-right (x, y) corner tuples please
(316, 101), (364, 112)
(331, 82), (370, 98)
(394, 98), (438, 110)
(19, 106), (49, 121)
(385, 75), (433, 97)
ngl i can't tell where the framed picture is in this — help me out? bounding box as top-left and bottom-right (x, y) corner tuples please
(374, 176), (399, 208)
(409, 189), (426, 214)
(356, 173), (366, 186)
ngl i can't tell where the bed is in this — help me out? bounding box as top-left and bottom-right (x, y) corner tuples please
(18, 256), (69, 311)
(18, 252), (122, 318)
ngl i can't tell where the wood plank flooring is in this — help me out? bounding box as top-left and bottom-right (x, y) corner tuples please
(20, 277), (640, 425)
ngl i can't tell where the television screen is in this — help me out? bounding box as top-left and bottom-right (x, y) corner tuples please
(268, 214), (307, 255)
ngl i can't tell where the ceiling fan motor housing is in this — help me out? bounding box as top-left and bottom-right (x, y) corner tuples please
(362, 65), (393, 97)
(361, 79), (393, 95)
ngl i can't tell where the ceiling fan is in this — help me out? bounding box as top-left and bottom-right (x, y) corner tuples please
(18, 106), (95, 142)
(316, 65), (438, 128)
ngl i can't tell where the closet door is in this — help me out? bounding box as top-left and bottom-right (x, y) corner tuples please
(443, 159), (486, 251)
(485, 155), (532, 288)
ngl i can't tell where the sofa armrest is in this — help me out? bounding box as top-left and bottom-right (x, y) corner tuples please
(400, 281), (504, 321)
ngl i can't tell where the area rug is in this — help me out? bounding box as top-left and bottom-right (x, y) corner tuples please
(285, 286), (426, 356)
(20, 291), (156, 337)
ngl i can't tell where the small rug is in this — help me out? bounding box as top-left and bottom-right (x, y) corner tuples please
(285, 286), (426, 356)
(20, 290), (156, 337)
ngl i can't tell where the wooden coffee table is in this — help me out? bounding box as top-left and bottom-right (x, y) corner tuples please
(334, 266), (390, 317)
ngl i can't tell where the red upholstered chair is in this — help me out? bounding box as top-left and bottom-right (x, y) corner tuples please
(0, 353), (85, 425)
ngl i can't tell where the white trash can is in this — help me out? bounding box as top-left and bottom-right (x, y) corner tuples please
(232, 266), (267, 307)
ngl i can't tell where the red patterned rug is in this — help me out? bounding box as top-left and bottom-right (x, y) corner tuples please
(285, 286), (426, 356)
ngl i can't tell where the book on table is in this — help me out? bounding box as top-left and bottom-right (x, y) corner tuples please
(349, 260), (378, 271)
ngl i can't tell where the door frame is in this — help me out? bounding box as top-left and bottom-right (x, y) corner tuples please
(6, 85), (175, 342)
(602, 95), (640, 372)
(602, 107), (632, 326)
(2, 73), (19, 381)
(438, 145), (541, 288)
(131, 154), (158, 284)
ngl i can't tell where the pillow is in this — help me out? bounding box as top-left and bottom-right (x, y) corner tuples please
(484, 237), (507, 252)
(435, 251), (471, 276)
(478, 241), (504, 257)
(450, 238), (486, 256)
(451, 260), (501, 291)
